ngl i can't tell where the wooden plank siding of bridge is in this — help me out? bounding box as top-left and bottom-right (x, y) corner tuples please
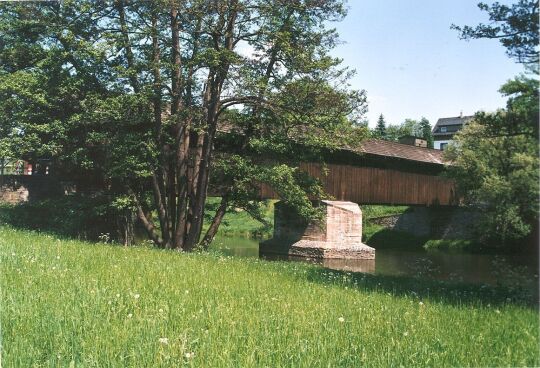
(259, 162), (456, 206)
(214, 125), (457, 206)
(255, 139), (457, 206)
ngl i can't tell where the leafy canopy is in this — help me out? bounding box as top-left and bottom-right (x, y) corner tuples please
(0, 0), (368, 247)
(452, 0), (539, 66)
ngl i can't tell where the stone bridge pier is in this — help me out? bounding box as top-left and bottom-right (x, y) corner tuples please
(259, 200), (375, 260)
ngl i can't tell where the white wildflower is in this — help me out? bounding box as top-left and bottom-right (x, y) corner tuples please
(184, 352), (194, 359)
(158, 337), (169, 345)
(134, 294), (140, 299)
(419, 301), (424, 306)
(403, 331), (409, 337)
(127, 313), (133, 318)
(338, 317), (345, 323)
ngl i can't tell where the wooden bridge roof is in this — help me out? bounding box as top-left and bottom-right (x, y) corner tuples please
(352, 139), (446, 165)
(216, 122), (447, 166)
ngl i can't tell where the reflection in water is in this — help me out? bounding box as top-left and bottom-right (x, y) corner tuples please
(212, 235), (539, 291)
(261, 254), (376, 273)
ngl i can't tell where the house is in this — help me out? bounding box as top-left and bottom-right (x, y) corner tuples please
(432, 114), (474, 150)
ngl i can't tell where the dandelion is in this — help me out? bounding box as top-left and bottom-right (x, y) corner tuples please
(158, 337), (169, 345)
(184, 352), (194, 359)
(338, 317), (345, 323)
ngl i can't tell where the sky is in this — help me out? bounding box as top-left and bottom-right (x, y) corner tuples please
(330, 0), (524, 127)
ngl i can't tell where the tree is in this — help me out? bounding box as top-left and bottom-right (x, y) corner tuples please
(419, 117), (434, 148)
(0, 1), (367, 250)
(451, 0), (539, 66)
(385, 119), (420, 141)
(373, 114), (387, 139)
(447, 0), (539, 247)
(444, 104), (538, 246)
(382, 118), (433, 147)
(445, 56), (538, 247)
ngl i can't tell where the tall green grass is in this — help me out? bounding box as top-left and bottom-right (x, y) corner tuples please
(1, 226), (538, 367)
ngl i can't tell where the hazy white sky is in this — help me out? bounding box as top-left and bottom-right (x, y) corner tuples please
(331, 0), (524, 127)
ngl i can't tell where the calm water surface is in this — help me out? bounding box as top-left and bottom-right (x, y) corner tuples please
(212, 235), (539, 289)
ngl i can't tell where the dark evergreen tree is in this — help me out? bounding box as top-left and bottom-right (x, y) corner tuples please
(374, 114), (387, 139)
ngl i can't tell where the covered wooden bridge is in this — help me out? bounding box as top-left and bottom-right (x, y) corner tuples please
(259, 139), (457, 206)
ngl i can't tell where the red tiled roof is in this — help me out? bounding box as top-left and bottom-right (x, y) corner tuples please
(354, 139), (446, 165)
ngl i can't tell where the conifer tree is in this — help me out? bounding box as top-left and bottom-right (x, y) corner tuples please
(374, 114), (387, 139)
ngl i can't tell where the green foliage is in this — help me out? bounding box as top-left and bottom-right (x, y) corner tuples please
(2, 227), (538, 366)
(204, 197), (274, 237)
(373, 114), (387, 139)
(0, 0), (368, 247)
(452, 0), (539, 66)
(0, 197), (116, 240)
(445, 77), (539, 246)
(423, 239), (476, 252)
(361, 205), (409, 219)
(383, 118), (433, 145)
(449, 0), (539, 247)
(418, 117), (434, 148)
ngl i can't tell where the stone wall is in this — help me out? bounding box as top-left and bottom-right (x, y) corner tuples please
(368, 207), (479, 239)
(0, 175), (64, 204)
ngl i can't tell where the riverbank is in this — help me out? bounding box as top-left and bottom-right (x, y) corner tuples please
(1, 226), (537, 367)
(0, 197), (526, 252)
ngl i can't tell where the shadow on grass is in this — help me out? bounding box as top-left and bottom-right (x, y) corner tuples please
(303, 266), (538, 309)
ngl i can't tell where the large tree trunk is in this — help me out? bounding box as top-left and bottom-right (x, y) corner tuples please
(200, 194), (229, 249)
(129, 1), (239, 251)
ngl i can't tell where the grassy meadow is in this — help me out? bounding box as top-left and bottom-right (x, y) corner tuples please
(1, 226), (538, 367)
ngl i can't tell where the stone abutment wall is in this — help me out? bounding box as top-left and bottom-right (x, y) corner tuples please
(368, 207), (479, 240)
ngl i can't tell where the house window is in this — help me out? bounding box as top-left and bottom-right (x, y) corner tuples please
(440, 143), (448, 150)
(440, 126), (447, 133)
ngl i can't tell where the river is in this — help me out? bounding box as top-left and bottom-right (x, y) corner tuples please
(212, 235), (539, 292)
